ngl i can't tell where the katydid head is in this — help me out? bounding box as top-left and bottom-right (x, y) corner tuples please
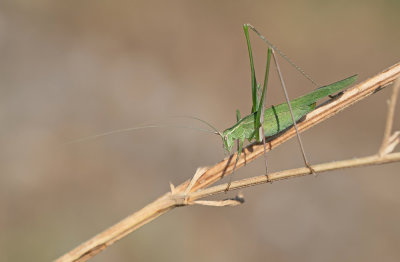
(222, 129), (235, 153)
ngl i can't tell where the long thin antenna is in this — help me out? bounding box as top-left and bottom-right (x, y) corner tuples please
(245, 23), (319, 87)
(174, 115), (223, 137)
(65, 123), (218, 145)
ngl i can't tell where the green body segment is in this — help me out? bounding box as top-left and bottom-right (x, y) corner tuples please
(222, 74), (357, 152)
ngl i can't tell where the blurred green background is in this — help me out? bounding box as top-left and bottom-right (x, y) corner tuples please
(1, 1), (400, 261)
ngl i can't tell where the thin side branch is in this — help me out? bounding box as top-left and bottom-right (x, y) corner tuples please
(55, 62), (400, 262)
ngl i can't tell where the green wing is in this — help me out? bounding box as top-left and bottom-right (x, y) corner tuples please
(290, 74), (357, 107)
(262, 74), (358, 136)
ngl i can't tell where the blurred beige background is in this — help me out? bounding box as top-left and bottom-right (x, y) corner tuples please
(1, 1), (400, 261)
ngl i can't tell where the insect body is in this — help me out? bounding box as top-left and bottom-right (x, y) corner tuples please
(221, 75), (357, 153)
(217, 24), (358, 190)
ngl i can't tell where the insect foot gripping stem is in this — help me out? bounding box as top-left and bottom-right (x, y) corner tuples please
(225, 181), (232, 192)
(306, 162), (316, 176)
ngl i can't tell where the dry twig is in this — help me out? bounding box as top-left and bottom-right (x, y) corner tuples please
(55, 62), (400, 262)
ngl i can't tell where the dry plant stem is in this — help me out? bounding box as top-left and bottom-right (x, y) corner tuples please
(379, 78), (400, 155)
(188, 152), (400, 200)
(55, 62), (400, 262)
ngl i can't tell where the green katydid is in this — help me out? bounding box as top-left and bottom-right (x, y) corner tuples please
(220, 74), (358, 153)
(209, 24), (358, 189)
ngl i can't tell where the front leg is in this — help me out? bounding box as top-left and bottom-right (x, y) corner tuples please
(226, 139), (244, 192)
